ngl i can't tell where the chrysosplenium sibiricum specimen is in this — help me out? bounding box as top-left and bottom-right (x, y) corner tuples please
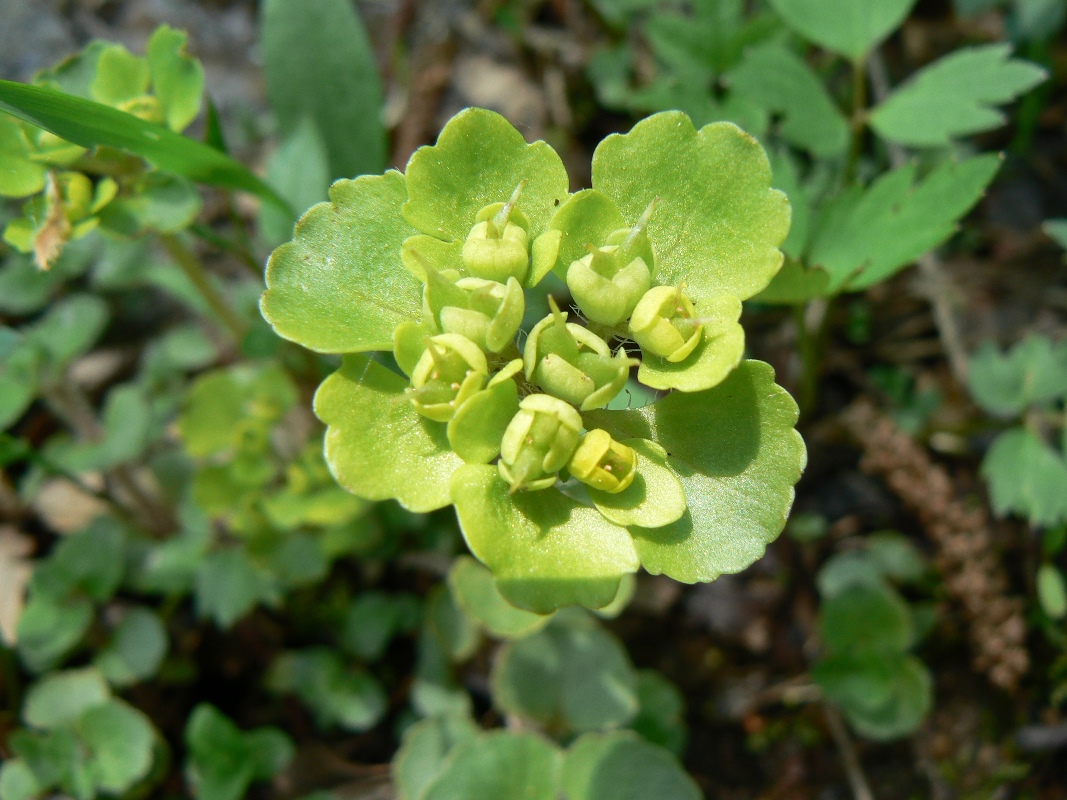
(261, 108), (806, 613)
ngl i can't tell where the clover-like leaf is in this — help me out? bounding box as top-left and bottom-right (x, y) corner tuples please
(261, 171), (423, 353)
(768, 0), (918, 61)
(316, 355), (463, 512)
(561, 731), (701, 800)
(75, 699), (156, 795)
(403, 108), (569, 243)
(586, 439), (686, 529)
(636, 294), (744, 392)
(981, 426), (1067, 527)
(448, 556), (552, 640)
(490, 611), (638, 732)
(585, 360), (804, 583)
(967, 335), (1067, 417)
(591, 112), (790, 302)
(449, 465), (639, 613)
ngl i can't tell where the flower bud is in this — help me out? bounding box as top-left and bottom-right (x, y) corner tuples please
(407, 333), (488, 422)
(523, 298), (638, 410)
(438, 276), (525, 353)
(566, 245), (651, 327)
(628, 285), (703, 363)
(498, 393), (583, 492)
(461, 182), (531, 284)
(568, 429), (637, 494)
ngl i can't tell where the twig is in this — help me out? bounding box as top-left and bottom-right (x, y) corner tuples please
(824, 704), (876, 800)
(868, 51), (970, 384)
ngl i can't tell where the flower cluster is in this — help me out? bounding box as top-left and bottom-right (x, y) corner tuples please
(261, 108), (806, 612)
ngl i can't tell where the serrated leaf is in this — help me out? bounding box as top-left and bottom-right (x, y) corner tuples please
(585, 361), (804, 584)
(95, 608), (168, 686)
(591, 112), (790, 302)
(982, 427), (1067, 527)
(967, 335), (1067, 417)
(0, 79), (288, 210)
(315, 355), (463, 513)
(261, 172), (423, 353)
(807, 155), (1000, 292)
(491, 612), (638, 732)
(422, 731), (561, 800)
(24, 667), (110, 729)
(725, 42), (849, 157)
(267, 648), (386, 732)
(870, 45), (1045, 147)
(403, 108), (569, 242)
(262, 0), (385, 179)
(447, 556), (553, 640)
(767, 0), (917, 61)
(75, 699), (156, 794)
(561, 731), (701, 800)
(392, 713), (479, 800)
(449, 465), (639, 613)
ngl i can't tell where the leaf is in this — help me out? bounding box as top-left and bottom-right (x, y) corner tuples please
(630, 671), (687, 756)
(0, 760), (40, 800)
(725, 42), (850, 157)
(807, 155), (1001, 292)
(1037, 563), (1067, 619)
(95, 608), (168, 687)
(1045, 218), (1067, 250)
(24, 667), (110, 729)
(195, 548), (279, 629)
(767, 0), (918, 61)
(426, 583), (480, 662)
(97, 172), (202, 235)
(0, 114), (46, 197)
(0, 526), (34, 646)
(339, 592), (419, 661)
(449, 465), (640, 613)
(587, 439), (687, 529)
(870, 45), (1045, 147)
(491, 611), (639, 732)
(591, 111), (790, 302)
(267, 648), (386, 732)
(260, 115), (330, 247)
(981, 427), (1067, 527)
(967, 335), (1067, 417)
(185, 704), (293, 800)
(0, 79), (289, 210)
(392, 713), (480, 800)
(261, 0), (386, 179)
(753, 259), (830, 304)
(16, 595), (92, 673)
(145, 25), (205, 132)
(46, 383), (152, 471)
(447, 556), (553, 640)
(75, 699), (156, 794)
(33, 517), (126, 603)
(26, 293), (109, 369)
(403, 107), (570, 242)
(261, 172), (423, 353)
(315, 355), (463, 513)
(585, 360), (805, 583)
(820, 583), (913, 653)
(561, 731), (701, 800)
(422, 731), (561, 800)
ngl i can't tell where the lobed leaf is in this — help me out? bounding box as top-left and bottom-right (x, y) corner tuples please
(585, 360), (804, 583)
(767, 0), (918, 61)
(261, 172), (423, 353)
(981, 426), (1067, 527)
(967, 335), (1067, 417)
(592, 112), (790, 302)
(870, 44), (1046, 147)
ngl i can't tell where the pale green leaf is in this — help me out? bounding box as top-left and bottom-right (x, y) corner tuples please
(561, 731), (701, 800)
(447, 556), (553, 640)
(16, 596), (92, 673)
(392, 713), (479, 800)
(587, 439), (687, 529)
(0, 760), (40, 800)
(260, 115), (330, 247)
(24, 667), (110, 729)
(403, 107), (570, 241)
(767, 0), (918, 61)
(870, 45), (1045, 147)
(146, 25), (205, 132)
(725, 42), (849, 157)
(807, 155), (1000, 292)
(261, 172), (423, 353)
(422, 731), (561, 800)
(0, 114), (46, 197)
(75, 699), (156, 794)
(591, 112), (790, 302)
(90, 46), (150, 107)
(967, 335), (1067, 417)
(982, 427), (1067, 526)
(753, 259), (829, 304)
(585, 361), (804, 583)
(97, 173), (202, 235)
(0, 79), (288, 209)
(262, 0), (385, 179)
(95, 608), (168, 687)
(449, 465), (639, 613)
(315, 355), (463, 512)
(490, 612), (638, 732)
(1037, 563), (1067, 619)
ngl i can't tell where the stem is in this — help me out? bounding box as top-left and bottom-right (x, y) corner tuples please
(159, 233), (249, 342)
(189, 223), (262, 276)
(824, 705), (875, 800)
(794, 297), (832, 418)
(845, 57), (868, 184)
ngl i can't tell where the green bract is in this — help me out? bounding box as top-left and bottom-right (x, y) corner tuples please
(261, 107), (805, 612)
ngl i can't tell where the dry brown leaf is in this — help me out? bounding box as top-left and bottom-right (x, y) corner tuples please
(0, 525), (35, 646)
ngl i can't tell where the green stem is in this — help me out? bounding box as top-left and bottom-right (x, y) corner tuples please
(795, 297), (834, 418)
(189, 223), (261, 276)
(159, 233), (249, 342)
(844, 57), (868, 185)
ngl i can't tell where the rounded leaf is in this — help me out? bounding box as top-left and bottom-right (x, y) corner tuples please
(561, 731), (700, 800)
(592, 112), (789, 302)
(422, 731), (561, 800)
(636, 295), (744, 392)
(587, 439), (686, 529)
(448, 556), (553, 640)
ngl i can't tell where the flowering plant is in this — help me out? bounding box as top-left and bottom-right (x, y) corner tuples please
(261, 108), (805, 612)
